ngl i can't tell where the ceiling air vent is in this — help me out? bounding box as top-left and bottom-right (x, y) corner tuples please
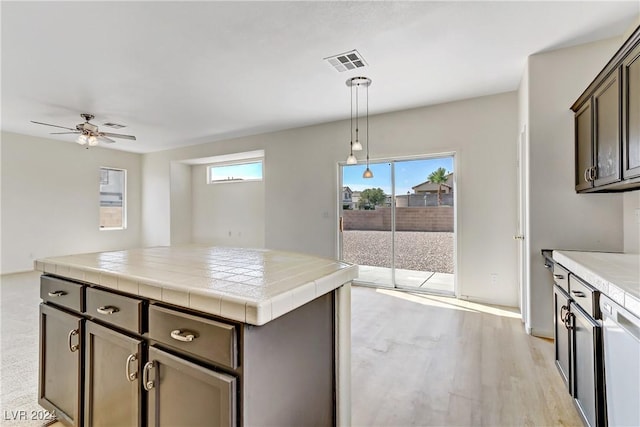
(102, 122), (126, 129)
(324, 50), (367, 73)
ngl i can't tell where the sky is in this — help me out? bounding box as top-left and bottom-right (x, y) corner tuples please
(343, 156), (454, 195)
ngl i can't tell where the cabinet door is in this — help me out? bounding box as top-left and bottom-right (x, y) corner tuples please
(39, 303), (83, 427)
(146, 347), (236, 427)
(84, 321), (143, 427)
(569, 302), (605, 427)
(623, 43), (640, 179)
(553, 286), (571, 390)
(575, 100), (594, 191)
(593, 70), (622, 187)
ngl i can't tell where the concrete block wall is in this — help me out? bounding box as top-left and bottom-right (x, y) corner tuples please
(343, 207), (453, 232)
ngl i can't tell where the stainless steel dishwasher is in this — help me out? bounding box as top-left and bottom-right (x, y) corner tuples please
(600, 295), (640, 427)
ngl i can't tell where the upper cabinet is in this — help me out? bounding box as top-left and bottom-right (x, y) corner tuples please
(623, 43), (640, 180)
(572, 26), (640, 193)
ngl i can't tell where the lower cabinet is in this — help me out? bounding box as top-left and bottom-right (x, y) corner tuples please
(570, 301), (605, 427)
(84, 321), (143, 427)
(145, 347), (237, 427)
(554, 285), (571, 388)
(39, 274), (336, 427)
(38, 303), (83, 427)
(548, 262), (605, 427)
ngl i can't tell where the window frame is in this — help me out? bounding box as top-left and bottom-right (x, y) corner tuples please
(99, 167), (127, 231)
(207, 158), (264, 184)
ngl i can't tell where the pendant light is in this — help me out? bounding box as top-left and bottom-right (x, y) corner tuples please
(362, 80), (373, 179)
(345, 76), (373, 178)
(346, 83), (358, 165)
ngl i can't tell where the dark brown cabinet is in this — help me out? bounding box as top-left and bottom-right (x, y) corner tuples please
(554, 284), (571, 388)
(84, 321), (143, 427)
(38, 303), (83, 427)
(145, 347), (237, 427)
(572, 25), (640, 192)
(575, 101), (594, 191)
(39, 273), (337, 427)
(623, 43), (640, 179)
(593, 70), (621, 187)
(545, 256), (606, 427)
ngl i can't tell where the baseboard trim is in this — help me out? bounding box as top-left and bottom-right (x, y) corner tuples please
(530, 328), (553, 339)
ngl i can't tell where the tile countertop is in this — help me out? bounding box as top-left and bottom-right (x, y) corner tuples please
(553, 250), (640, 317)
(35, 245), (358, 326)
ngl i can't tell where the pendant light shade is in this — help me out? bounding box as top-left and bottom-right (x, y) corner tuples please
(345, 76), (373, 178)
(77, 134), (88, 145)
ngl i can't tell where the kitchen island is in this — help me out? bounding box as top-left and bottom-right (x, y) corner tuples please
(35, 245), (357, 427)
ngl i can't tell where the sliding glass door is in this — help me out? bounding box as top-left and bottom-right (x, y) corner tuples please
(339, 155), (455, 294)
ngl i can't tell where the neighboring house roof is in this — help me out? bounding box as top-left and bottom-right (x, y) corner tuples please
(412, 172), (454, 193)
(342, 186), (353, 194)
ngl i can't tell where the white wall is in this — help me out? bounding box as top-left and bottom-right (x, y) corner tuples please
(624, 192), (640, 253)
(190, 164), (265, 247)
(526, 37), (625, 337)
(1, 132), (142, 273)
(169, 162), (192, 245)
(142, 92), (520, 307)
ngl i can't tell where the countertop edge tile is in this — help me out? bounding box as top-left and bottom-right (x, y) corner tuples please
(36, 246), (358, 325)
(553, 250), (639, 318)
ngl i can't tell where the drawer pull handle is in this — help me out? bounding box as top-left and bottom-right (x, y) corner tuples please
(143, 361), (155, 391)
(125, 354), (138, 382)
(544, 263), (552, 269)
(171, 329), (196, 342)
(97, 306), (119, 315)
(48, 290), (67, 297)
(68, 329), (80, 352)
(553, 274), (564, 280)
(571, 290), (586, 298)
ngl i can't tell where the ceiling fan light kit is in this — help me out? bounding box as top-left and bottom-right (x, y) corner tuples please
(31, 113), (136, 147)
(345, 76), (373, 178)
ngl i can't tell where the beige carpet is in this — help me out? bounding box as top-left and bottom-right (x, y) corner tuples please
(1, 271), (47, 427)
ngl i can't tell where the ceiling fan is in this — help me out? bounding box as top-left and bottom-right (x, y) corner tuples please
(31, 113), (136, 146)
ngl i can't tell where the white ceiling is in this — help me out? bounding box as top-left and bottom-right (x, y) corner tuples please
(2, 1), (638, 154)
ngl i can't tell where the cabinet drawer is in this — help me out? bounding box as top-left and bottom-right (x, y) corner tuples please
(553, 264), (570, 293)
(569, 275), (600, 319)
(86, 287), (144, 334)
(41, 275), (84, 313)
(149, 305), (237, 369)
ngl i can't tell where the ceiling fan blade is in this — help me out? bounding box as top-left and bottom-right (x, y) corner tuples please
(97, 135), (116, 144)
(100, 131), (136, 141)
(50, 131), (81, 135)
(31, 121), (77, 131)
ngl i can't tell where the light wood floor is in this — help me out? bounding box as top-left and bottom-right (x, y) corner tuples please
(350, 286), (582, 427)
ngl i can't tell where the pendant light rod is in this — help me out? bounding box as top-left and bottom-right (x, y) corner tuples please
(345, 77), (372, 168)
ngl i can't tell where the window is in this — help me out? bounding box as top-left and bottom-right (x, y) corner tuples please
(208, 160), (263, 183)
(99, 167), (126, 230)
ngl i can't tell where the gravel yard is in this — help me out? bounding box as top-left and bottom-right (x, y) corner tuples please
(342, 230), (454, 274)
